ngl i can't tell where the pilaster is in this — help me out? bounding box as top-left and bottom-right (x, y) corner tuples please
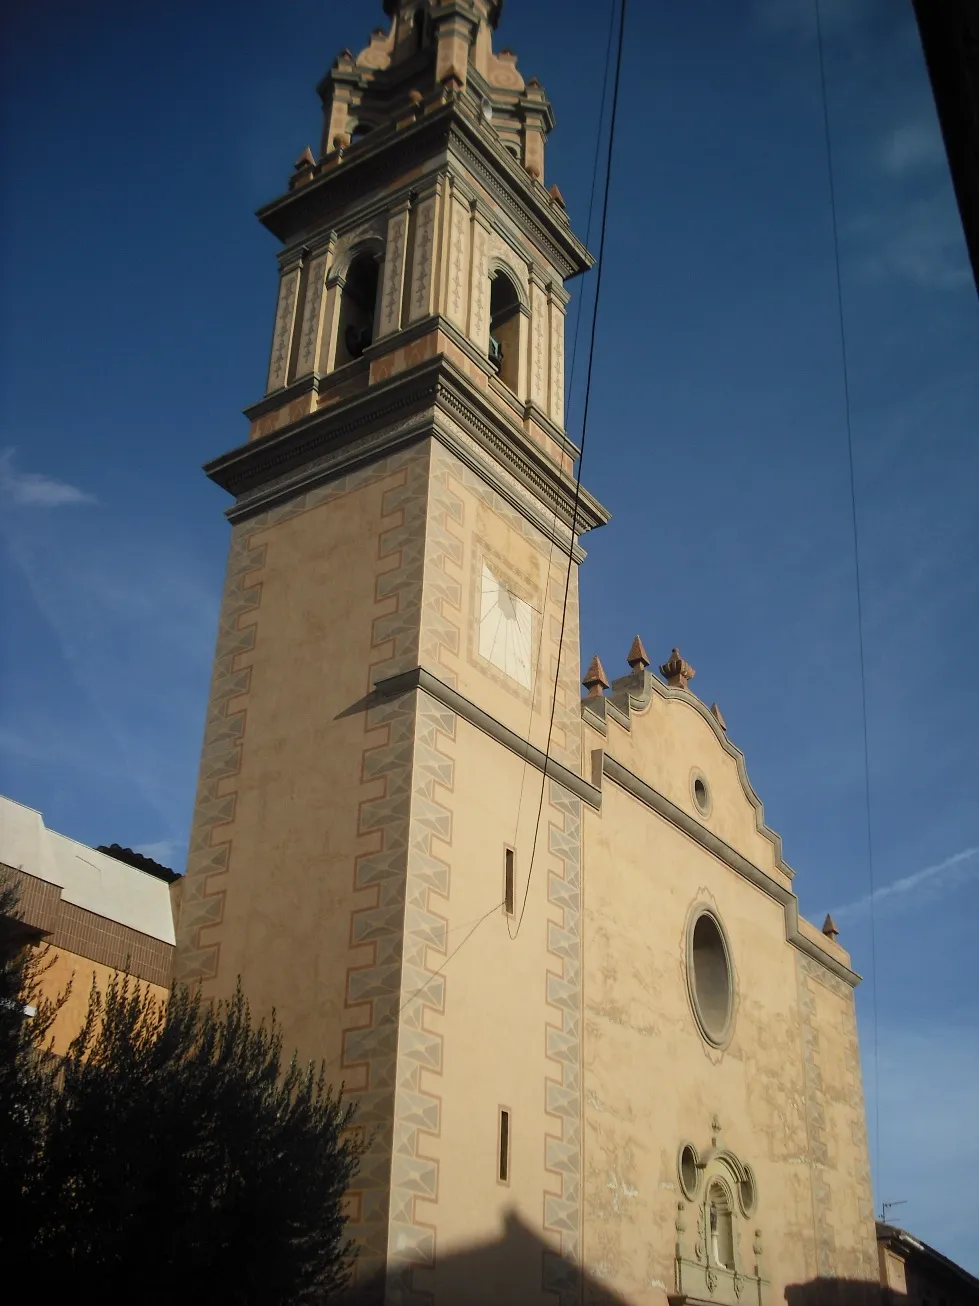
(407, 180), (442, 324)
(266, 264), (302, 393)
(294, 234), (336, 380)
(378, 200), (411, 340)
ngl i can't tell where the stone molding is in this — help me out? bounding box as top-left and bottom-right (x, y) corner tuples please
(371, 669), (859, 988)
(374, 667), (599, 808)
(602, 755), (859, 988)
(257, 98), (592, 284)
(208, 355), (608, 542)
(590, 667), (796, 882)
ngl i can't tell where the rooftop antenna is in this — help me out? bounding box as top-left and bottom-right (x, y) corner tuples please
(880, 1200), (908, 1223)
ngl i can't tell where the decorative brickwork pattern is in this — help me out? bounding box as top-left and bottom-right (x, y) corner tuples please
(531, 280), (548, 408)
(385, 691), (456, 1306)
(175, 449), (430, 987)
(2, 865), (172, 986)
(179, 445), (435, 1300)
(796, 953), (877, 1281)
(53, 902), (173, 988)
(549, 294), (565, 426)
(447, 195), (470, 330)
(422, 446), (466, 686)
(410, 195), (437, 322)
(1, 864), (60, 935)
(341, 449), (435, 1294)
(543, 780), (584, 1305)
(380, 209), (409, 338)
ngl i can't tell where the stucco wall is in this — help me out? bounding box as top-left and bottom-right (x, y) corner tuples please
(579, 692), (876, 1302)
(40, 948), (168, 1055)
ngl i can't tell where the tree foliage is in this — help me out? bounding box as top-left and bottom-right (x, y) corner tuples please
(1, 878), (363, 1303)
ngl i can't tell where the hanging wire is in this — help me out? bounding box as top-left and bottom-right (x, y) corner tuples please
(813, 0), (881, 1190)
(507, 0), (618, 858)
(391, 0), (627, 1011)
(510, 0), (629, 938)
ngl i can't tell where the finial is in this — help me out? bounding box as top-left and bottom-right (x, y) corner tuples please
(660, 647), (695, 690)
(710, 702), (727, 731)
(822, 914), (839, 941)
(293, 147), (316, 171)
(582, 655), (610, 698)
(548, 183), (567, 209)
(408, 88), (424, 106)
(626, 635), (650, 672)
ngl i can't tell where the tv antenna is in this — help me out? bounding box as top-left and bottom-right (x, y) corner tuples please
(880, 1200), (907, 1223)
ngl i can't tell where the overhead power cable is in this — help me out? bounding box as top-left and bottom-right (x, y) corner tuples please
(813, 0), (881, 1193)
(509, 0), (629, 939)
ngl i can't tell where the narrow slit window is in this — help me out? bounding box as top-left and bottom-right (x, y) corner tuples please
(504, 849), (515, 916)
(498, 1108), (510, 1183)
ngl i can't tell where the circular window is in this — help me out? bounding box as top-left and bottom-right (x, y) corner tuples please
(739, 1165), (757, 1216)
(687, 908), (734, 1047)
(678, 1142), (700, 1200)
(692, 772), (711, 816)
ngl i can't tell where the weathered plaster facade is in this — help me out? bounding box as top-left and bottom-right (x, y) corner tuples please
(176, 4), (878, 1303)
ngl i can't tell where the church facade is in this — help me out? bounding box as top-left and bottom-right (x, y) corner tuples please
(174, 3), (878, 1302)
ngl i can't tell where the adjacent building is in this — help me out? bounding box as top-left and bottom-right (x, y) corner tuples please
(0, 794), (175, 1051)
(878, 1222), (979, 1306)
(174, 3), (878, 1302)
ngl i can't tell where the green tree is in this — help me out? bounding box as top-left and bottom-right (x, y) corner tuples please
(0, 877), (68, 1248)
(1, 877), (362, 1303)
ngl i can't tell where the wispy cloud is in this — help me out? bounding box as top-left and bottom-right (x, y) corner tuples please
(882, 120), (944, 176)
(834, 846), (979, 921)
(853, 193), (971, 290)
(0, 448), (98, 508)
(134, 838), (184, 868)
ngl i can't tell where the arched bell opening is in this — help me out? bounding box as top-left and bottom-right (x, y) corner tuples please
(488, 269), (521, 392)
(335, 253), (379, 366)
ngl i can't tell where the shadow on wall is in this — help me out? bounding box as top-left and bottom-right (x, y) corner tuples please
(342, 1211), (883, 1306)
(785, 1281), (882, 1306)
(342, 1210), (632, 1306)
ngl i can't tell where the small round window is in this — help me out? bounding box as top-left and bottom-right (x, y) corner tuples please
(687, 908), (734, 1047)
(692, 771), (711, 816)
(678, 1142), (700, 1200)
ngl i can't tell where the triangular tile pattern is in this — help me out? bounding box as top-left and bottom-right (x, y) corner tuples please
(384, 691), (456, 1306)
(421, 453), (465, 687)
(343, 450), (434, 1284)
(176, 449), (426, 985)
(178, 446), (432, 1295)
(543, 780), (584, 1304)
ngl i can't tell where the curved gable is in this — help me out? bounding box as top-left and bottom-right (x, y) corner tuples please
(583, 667), (794, 886)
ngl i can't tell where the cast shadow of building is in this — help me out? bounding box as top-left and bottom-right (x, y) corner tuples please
(342, 1212), (888, 1306)
(341, 1210), (632, 1305)
(785, 1281), (882, 1306)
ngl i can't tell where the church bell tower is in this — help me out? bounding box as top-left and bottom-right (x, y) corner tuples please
(176, 3), (608, 1301)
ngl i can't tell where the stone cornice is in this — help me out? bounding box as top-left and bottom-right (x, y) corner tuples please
(593, 668), (798, 882)
(368, 669), (860, 990)
(256, 98), (592, 282)
(599, 755), (859, 988)
(374, 667), (602, 809)
(210, 354), (608, 539)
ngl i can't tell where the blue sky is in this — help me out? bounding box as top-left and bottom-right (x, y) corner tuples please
(2, 0), (976, 1275)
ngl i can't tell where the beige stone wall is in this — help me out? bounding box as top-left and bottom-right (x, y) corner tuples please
(579, 691), (877, 1303)
(176, 443), (434, 1287)
(421, 438), (581, 765)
